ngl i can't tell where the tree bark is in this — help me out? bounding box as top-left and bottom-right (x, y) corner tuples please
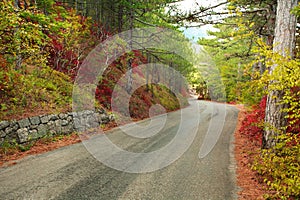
(126, 0), (134, 94)
(263, 0), (298, 149)
(118, 3), (124, 33)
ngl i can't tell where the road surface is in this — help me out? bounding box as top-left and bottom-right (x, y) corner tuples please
(0, 99), (239, 200)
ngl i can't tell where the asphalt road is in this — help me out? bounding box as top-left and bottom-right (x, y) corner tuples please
(0, 99), (239, 200)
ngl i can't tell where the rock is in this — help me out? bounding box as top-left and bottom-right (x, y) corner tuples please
(0, 130), (6, 138)
(73, 118), (81, 130)
(73, 117), (86, 132)
(101, 114), (110, 124)
(95, 113), (102, 122)
(0, 110), (113, 145)
(55, 120), (61, 127)
(49, 129), (57, 135)
(29, 116), (41, 125)
(40, 115), (49, 124)
(76, 111), (84, 118)
(5, 127), (14, 136)
(54, 120), (62, 133)
(47, 121), (57, 135)
(61, 124), (73, 134)
(109, 114), (115, 121)
(68, 112), (77, 118)
(18, 118), (30, 128)
(61, 120), (69, 126)
(67, 116), (73, 122)
(31, 125), (38, 129)
(10, 120), (19, 130)
(17, 128), (29, 143)
(37, 124), (48, 137)
(29, 129), (38, 140)
(86, 115), (99, 128)
(49, 114), (58, 121)
(79, 110), (93, 118)
(58, 113), (68, 119)
(84, 110), (93, 115)
(0, 121), (10, 130)
(47, 121), (56, 134)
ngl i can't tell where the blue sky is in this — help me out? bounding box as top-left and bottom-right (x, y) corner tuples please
(176, 0), (223, 42)
(180, 27), (209, 42)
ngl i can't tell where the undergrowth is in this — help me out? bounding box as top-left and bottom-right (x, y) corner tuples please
(239, 96), (266, 145)
(253, 133), (300, 200)
(0, 57), (73, 120)
(240, 96), (300, 199)
(0, 132), (79, 158)
(0, 0), (189, 160)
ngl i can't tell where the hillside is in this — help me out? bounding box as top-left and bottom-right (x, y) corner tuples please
(0, 1), (189, 122)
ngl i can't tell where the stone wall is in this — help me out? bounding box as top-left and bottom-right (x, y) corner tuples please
(0, 109), (113, 145)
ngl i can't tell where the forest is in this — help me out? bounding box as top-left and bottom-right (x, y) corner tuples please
(0, 0), (299, 199)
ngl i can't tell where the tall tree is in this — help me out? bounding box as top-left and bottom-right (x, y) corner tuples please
(263, 0), (298, 149)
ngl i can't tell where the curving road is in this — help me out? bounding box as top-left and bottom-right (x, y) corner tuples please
(0, 99), (239, 200)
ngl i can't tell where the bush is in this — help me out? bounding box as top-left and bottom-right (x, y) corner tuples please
(239, 96), (266, 144)
(252, 134), (300, 199)
(0, 60), (72, 119)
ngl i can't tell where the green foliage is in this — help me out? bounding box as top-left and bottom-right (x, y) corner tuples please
(0, 59), (72, 119)
(0, 1), (92, 119)
(0, 0), (49, 67)
(153, 84), (188, 110)
(198, 18), (256, 102)
(252, 134), (300, 199)
(125, 84), (187, 119)
(0, 139), (19, 155)
(0, 139), (34, 155)
(251, 40), (300, 127)
(246, 39), (300, 199)
(291, 2), (300, 16)
(17, 142), (35, 152)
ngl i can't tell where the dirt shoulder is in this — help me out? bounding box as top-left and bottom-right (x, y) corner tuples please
(234, 105), (270, 200)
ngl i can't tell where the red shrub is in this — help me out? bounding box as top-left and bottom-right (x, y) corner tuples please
(239, 96), (267, 144)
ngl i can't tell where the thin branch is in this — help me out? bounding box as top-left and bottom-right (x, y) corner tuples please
(194, 8), (268, 19)
(191, 1), (229, 17)
(175, 1), (229, 22)
(134, 18), (158, 27)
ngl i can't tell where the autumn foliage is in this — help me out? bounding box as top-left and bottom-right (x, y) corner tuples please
(0, 0), (188, 121)
(239, 96), (266, 145)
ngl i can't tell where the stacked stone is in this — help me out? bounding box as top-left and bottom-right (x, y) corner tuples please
(0, 109), (113, 145)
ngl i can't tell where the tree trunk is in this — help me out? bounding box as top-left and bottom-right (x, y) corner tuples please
(146, 52), (150, 91)
(169, 62), (173, 93)
(263, 0), (298, 149)
(13, 0), (22, 69)
(118, 3), (124, 33)
(126, 0), (134, 94)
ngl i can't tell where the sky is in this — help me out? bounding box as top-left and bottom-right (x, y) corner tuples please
(175, 0), (225, 42)
(180, 26), (215, 41)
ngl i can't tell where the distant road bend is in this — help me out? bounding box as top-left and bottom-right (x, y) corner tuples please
(0, 99), (239, 200)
